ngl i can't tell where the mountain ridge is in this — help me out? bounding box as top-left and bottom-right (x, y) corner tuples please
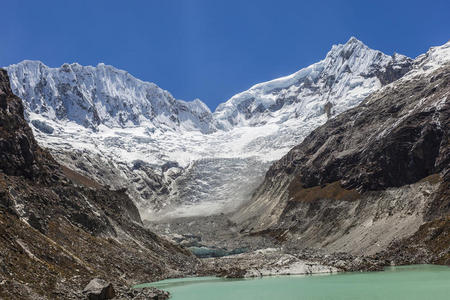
(6, 59), (216, 133)
(213, 37), (411, 129)
(7, 37), (412, 131)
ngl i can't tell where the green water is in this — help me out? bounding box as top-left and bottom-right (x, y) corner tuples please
(135, 265), (450, 300)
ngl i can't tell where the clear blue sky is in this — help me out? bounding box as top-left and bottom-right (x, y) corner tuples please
(2, 0), (449, 110)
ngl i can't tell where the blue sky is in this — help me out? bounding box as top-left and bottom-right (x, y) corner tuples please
(2, 0), (449, 110)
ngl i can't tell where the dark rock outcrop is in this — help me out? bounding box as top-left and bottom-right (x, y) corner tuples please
(0, 70), (60, 182)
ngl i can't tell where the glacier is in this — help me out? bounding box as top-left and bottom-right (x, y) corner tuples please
(5, 37), (413, 220)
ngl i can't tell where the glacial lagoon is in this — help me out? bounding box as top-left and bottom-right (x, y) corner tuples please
(134, 265), (450, 300)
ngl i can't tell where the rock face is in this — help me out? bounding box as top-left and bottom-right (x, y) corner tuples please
(233, 41), (450, 264)
(0, 69), (201, 299)
(5, 38), (413, 218)
(0, 71), (57, 181)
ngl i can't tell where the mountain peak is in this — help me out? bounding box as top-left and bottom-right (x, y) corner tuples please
(346, 36), (363, 45)
(214, 38), (412, 129)
(326, 37), (370, 61)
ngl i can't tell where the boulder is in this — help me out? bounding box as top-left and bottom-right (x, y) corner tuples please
(83, 278), (116, 300)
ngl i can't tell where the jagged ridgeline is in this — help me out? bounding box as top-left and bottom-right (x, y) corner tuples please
(5, 38), (413, 219)
(0, 69), (200, 299)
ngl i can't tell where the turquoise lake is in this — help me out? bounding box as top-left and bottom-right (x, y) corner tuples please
(134, 265), (450, 299)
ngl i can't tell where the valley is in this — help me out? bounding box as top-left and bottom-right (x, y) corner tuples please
(1, 37), (449, 299)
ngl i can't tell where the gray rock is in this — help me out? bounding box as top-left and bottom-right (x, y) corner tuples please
(83, 278), (116, 300)
(31, 119), (54, 134)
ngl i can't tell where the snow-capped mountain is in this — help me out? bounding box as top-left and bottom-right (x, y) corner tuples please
(5, 37), (413, 219)
(7, 60), (215, 133)
(214, 37), (411, 129)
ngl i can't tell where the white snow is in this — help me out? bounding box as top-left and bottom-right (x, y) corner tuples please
(407, 40), (450, 78)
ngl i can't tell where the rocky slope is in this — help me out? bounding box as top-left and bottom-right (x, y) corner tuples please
(0, 69), (201, 299)
(233, 41), (450, 264)
(5, 37), (412, 219)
